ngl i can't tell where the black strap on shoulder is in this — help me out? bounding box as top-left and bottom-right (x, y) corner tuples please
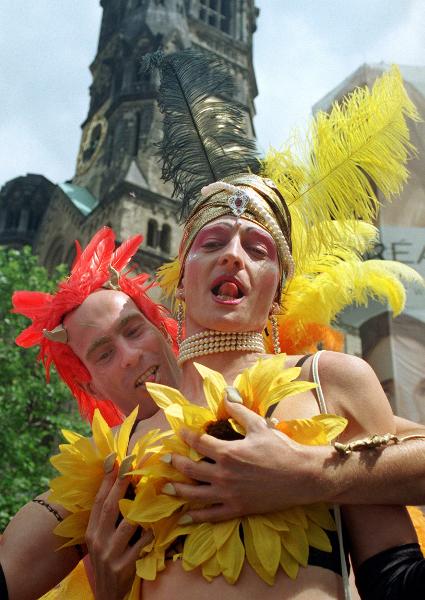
(294, 353), (312, 368)
(0, 562), (9, 600)
(265, 354), (312, 418)
(129, 418), (141, 440)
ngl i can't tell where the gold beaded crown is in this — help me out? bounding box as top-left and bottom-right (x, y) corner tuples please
(179, 173), (294, 287)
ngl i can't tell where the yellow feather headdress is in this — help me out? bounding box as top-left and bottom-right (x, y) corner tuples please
(157, 66), (423, 352)
(263, 65), (419, 273)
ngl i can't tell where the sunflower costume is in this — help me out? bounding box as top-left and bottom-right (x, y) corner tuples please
(16, 48), (422, 599)
(49, 354), (347, 597)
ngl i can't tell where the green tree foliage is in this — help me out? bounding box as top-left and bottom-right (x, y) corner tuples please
(0, 246), (90, 530)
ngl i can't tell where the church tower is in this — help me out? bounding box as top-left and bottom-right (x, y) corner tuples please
(34, 0), (259, 273)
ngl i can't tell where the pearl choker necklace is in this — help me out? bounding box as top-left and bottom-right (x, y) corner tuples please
(178, 330), (265, 366)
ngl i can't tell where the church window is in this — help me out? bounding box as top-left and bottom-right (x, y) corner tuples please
(106, 127), (115, 166)
(28, 210), (41, 232)
(132, 112), (141, 156)
(5, 209), (20, 230)
(147, 219), (158, 247)
(199, 0), (233, 34)
(114, 69), (123, 97)
(133, 61), (151, 92)
(160, 224), (171, 254)
(83, 123), (102, 163)
(129, 0), (144, 9)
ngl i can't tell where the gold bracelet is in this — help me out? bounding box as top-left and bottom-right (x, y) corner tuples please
(334, 433), (425, 455)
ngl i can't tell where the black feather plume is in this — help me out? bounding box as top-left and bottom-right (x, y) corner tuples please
(143, 49), (259, 219)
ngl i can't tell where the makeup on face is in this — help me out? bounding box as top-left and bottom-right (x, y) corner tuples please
(190, 218), (278, 262)
(182, 217), (280, 336)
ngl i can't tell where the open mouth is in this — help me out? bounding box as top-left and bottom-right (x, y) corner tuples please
(135, 366), (158, 388)
(211, 278), (245, 302)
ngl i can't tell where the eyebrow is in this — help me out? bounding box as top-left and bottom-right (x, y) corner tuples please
(202, 222), (234, 232)
(85, 313), (143, 361)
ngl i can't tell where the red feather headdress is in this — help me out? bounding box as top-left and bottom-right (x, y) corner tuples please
(12, 227), (177, 426)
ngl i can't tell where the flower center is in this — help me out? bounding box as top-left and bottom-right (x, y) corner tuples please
(205, 419), (245, 441)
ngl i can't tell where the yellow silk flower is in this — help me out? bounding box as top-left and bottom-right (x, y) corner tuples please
(49, 407), (168, 548)
(123, 354), (348, 585)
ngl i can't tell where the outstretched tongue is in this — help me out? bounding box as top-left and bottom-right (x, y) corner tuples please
(217, 282), (239, 298)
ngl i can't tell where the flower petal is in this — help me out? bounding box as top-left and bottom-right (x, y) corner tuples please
(183, 523), (216, 568)
(145, 382), (190, 409)
(280, 524), (309, 566)
(116, 407), (139, 461)
(243, 516), (281, 582)
(306, 521), (332, 552)
(279, 545), (299, 580)
(91, 409), (114, 457)
(194, 363), (227, 416)
(217, 524), (245, 584)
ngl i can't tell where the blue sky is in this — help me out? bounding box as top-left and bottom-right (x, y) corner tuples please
(1, 0), (424, 186)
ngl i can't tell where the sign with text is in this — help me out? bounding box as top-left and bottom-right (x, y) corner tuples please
(368, 225), (425, 318)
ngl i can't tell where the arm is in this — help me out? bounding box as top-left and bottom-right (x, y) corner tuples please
(0, 464), (152, 600)
(165, 407), (425, 522)
(0, 493), (81, 600)
(164, 359), (425, 521)
(320, 352), (425, 598)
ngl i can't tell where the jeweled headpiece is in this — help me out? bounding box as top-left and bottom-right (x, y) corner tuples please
(180, 173), (294, 282)
(13, 227), (177, 425)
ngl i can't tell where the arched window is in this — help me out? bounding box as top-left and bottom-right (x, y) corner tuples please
(160, 224), (171, 254)
(83, 123), (102, 163)
(28, 210), (41, 231)
(147, 219), (158, 247)
(5, 209), (20, 230)
(132, 112), (141, 157)
(105, 127), (115, 166)
(114, 68), (123, 97)
(199, 0), (233, 34)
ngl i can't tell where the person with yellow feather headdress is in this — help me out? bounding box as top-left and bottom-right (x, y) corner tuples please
(2, 49), (425, 600)
(40, 49), (425, 600)
(132, 50), (420, 597)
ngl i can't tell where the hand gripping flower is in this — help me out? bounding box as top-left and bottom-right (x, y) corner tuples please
(49, 408), (168, 548)
(120, 354), (347, 585)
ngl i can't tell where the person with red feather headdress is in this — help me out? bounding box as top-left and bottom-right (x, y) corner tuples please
(0, 226), (182, 599)
(12, 226), (179, 427)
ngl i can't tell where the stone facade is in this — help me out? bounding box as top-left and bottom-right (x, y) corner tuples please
(0, 0), (258, 278)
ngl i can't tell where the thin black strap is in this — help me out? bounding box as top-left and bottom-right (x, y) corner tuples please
(294, 353), (312, 368)
(0, 563), (9, 600)
(265, 355), (312, 418)
(129, 418), (141, 441)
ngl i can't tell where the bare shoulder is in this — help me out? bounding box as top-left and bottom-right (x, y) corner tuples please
(317, 351), (395, 437)
(316, 350), (376, 388)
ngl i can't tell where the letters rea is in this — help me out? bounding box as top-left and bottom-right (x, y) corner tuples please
(366, 240), (425, 265)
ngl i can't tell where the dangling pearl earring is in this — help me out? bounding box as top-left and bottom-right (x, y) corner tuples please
(269, 303), (281, 354)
